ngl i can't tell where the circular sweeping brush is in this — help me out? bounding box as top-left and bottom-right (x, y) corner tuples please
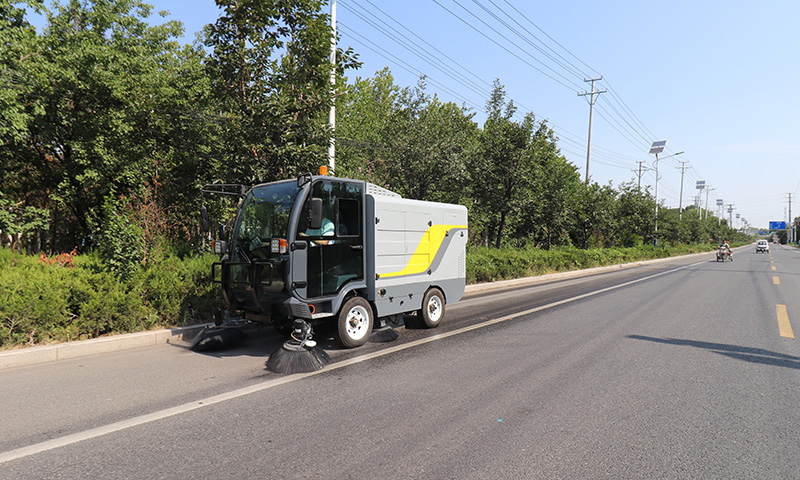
(266, 319), (330, 374)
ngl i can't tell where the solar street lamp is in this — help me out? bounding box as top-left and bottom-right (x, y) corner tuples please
(649, 141), (683, 247)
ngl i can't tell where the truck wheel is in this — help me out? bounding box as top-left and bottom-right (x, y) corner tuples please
(419, 288), (445, 328)
(337, 297), (373, 348)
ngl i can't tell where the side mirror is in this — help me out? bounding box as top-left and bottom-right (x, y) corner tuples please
(309, 198), (323, 230)
(200, 205), (210, 233)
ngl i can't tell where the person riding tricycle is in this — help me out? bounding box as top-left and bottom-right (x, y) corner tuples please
(716, 240), (733, 262)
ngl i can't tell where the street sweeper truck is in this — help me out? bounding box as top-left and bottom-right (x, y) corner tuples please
(206, 170), (468, 350)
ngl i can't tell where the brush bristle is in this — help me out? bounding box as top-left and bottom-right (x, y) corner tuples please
(370, 326), (400, 343)
(191, 328), (246, 352)
(266, 343), (330, 374)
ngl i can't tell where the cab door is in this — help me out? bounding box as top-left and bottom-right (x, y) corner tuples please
(294, 179), (363, 299)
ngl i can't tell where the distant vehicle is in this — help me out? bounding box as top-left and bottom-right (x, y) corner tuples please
(756, 240), (770, 253)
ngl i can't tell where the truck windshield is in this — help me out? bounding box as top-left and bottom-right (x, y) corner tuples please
(232, 181), (299, 261)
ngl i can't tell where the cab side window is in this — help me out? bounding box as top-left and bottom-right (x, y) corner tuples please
(337, 198), (359, 237)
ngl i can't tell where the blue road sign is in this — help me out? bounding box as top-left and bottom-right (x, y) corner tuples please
(769, 221), (787, 230)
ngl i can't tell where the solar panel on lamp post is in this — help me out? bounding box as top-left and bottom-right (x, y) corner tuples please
(648, 141), (683, 247)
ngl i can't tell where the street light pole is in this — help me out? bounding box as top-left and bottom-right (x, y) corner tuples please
(648, 141), (683, 247)
(704, 186), (714, 221)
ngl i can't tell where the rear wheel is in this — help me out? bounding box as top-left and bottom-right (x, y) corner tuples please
(419, 288), (445, 328)
(337, 297), (373, 348)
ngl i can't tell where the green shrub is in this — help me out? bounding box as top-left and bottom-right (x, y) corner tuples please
(466, 243), (717, 284)
(1, 240), (722, 350)
(0, 248), (222, 349)
(93, 194), (145, 281)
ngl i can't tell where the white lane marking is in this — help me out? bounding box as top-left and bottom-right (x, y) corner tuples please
(0, 261), (701, 464)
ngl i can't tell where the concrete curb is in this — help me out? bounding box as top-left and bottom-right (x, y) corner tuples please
(1, 247), (736, 371)
(0, 324), (212, 370)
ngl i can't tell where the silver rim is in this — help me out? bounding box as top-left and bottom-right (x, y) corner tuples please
(345, 305), (370, 341)
(427, 295), (443, 323)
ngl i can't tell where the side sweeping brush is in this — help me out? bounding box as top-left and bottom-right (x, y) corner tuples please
(191, 309), (248, 352)
(266, 319), (330, 374)
(369, 319), (399, 343)
(191, 327), (246, 352)
(369, 317), (401, 343)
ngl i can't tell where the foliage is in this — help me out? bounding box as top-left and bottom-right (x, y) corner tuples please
(466, 243), (717, 284)
(91, 193), (145, 281)
(205, 0), (360, 184)
(377, 79), (476, 204)
(0, 248), (221, 349)
(471, 80), (533, 248)
(1, 0), (215, 253)
(336, 68), (400, 182)
(0, 196), (49, 251)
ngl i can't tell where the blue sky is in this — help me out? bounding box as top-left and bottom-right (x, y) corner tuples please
(26, 1), (800, 229)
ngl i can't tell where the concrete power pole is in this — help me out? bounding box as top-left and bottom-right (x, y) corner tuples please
(327, 0), (337, 174)
(578, 77), (606, 184)
(676, 161), (691, 220)
(634, 161), (647, 189)
(788, 193), (794, 243)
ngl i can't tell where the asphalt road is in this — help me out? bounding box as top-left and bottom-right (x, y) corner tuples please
(1, 245), (799, 479)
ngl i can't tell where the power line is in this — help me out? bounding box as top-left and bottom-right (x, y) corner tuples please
(341, 0), (674, 189)
(431, 0), (583, 91)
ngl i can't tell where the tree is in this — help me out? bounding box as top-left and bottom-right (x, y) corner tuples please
(471, 80), (535, 248)
(381, 79), (477, 204)
(204, 0), (360, 184)
(335, 68), (400, 184)
(571, 182), (619, 249)
(514, 121), (581, 249)
(614, 181), (655, 247)
(1, 0), (203, 253)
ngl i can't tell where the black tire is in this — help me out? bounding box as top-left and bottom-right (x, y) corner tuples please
(419, 288), (446, 328)
(337, 297), (373, 348)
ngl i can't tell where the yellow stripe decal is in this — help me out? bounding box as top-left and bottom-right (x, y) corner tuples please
(380, 224), (467, 278)
(777, 304), (794, 338)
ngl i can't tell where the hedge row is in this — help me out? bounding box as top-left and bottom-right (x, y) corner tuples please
(2, 242), (725, 349)
(466, 244), (719, 284)
(0, 249), (220, 349)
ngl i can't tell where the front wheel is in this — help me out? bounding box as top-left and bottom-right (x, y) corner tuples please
(419, 288), (446, 328)
(337, 297), (373, 348)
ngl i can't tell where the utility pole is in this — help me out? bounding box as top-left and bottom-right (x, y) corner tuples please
(788, 193), (794, 243)
(633, 161), (647, 189)
(676, 161), (691, 220)
(327, 0), (337, 174)
(578, 77), (606, 184)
